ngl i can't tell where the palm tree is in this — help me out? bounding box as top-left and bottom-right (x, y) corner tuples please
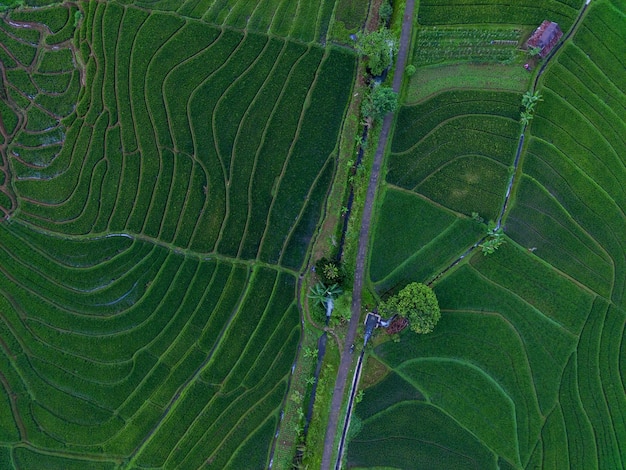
(308, 282), (342, 307)
(520, 111), (534, 126)
(522, 90), (543, 110)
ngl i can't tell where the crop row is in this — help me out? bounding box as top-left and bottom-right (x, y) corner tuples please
(0, 221), (299, 463)
(132, 0), (334, 43)
(414, 26), (522, 66)
(417, 0), (582, 30)
(13, 4), (355, 273)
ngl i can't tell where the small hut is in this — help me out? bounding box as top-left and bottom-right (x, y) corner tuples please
(526, 20), (563, 58)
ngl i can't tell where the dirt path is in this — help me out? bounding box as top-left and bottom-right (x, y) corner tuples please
(320, 1), (415, 468)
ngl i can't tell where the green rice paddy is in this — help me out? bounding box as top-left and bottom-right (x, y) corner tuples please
(0, 0), (356, 467)
(354, 0), (626, 468)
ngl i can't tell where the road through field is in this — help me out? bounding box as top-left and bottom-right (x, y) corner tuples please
(320, 1), (415, 468)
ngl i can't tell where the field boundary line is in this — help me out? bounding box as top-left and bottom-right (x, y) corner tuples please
(443, 308), (544, 410)
(140, 21), (186, 237)
(223, 408), (280, 468)
(213, 270), (281, 390)
(213, 34), (273, 252)
(512, 172), (614, 266)
(170, 157), (199, 245)
(10, 218), (300, 276)
(256, 45), (325, 259)
(411, 152), (511, 193)
(128, 17), (184, 235)
(385, 184), (470, 218)
(0, 275), (145, 366)
(235, 39), (291, 258)
(178, 28), (228, 248)
(155, 150), (182, 240)
(158, 272), (246, 466)
(0, 364), (27, 440)
(392, 111), (518, 157)
(278, 151), (334, 267)
(539, 91), (626, 183)
(10, 441), (121, 464)
(509, 205), (615, 292)
(115, 8), (149, 227)
(199, 29), (249, 251)
(287, 0), (304, 39)
(398, 355), (522, 463)
(563, 41), (626, 108)
(372, 219), (478, 289)
(547, 62), (626, 159)
(157, 261), (220, 371)
(407, 84), (527, 106)
(467, 260), (579, 339)
(199, 376), (287, 466)
(527, 143), (626, 274)
(126, 264), (253, 465)
(18, 117), (97, 208)
(213, 32), (271, 182)
(238, 41), (309, 258)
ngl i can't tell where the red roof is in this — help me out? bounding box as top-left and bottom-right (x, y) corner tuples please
(527, 20), (563, 58)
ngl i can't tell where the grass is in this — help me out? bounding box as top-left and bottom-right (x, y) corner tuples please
(406, 63), (530, 103)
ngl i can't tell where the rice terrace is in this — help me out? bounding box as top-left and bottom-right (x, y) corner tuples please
(0, 0), (624, 468)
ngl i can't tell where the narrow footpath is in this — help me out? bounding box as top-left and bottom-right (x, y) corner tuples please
(320, 1), (415, 468)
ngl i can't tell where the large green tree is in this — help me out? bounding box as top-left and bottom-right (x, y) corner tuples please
(362, 85), (398, 123)
(355, 27), (398, 76)
(379, 282), (441, 334)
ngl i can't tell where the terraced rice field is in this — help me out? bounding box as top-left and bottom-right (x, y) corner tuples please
(418, 0), (584, 30)
(0, 0), (355, 467)
(353, 0), (626, 468)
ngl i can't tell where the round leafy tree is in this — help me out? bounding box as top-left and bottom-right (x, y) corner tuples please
(354, 28), (398, 76)
(379, 282), (441, 334)
(362, 85), (398, 123)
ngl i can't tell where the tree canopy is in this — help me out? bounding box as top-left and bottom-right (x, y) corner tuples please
(355, 28), (398, 76)
(362, 85), (398, 123)
(379, 282), (441, 334)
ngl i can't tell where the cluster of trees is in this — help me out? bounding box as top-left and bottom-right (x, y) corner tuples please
(354, 14), (399, 124)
